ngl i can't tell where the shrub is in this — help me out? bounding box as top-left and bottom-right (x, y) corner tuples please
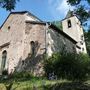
(2, 70), (8, 75)
(44, 53), (60, 78)
(0, 70), (8, 81)
(12, 71), (33, 79)
(44, 52), (90, 81)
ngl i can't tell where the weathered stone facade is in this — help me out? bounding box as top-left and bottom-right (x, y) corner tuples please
(46, 28), (76, 56)
(0, 11), (84, 76)
(0, 13), (26, 74)
(62, 15), (87, 53)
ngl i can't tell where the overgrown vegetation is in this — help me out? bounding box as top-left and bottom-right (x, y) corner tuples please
(0, 71), (90, 90)
(84, 29), (90, 56)
(67, 0), (90, 26)
(44, 52), (90, 81)
(0, 52), (90, 89)
(0, 71), (42, 90)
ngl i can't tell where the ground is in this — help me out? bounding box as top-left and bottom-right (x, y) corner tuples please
(0, 77), (90, 90)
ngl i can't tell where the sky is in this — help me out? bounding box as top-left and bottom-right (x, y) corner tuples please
(0, 0), (73, 26)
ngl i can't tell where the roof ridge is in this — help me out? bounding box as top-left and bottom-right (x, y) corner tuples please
(10, 11), (42, 21)
(10, 11), (28, 14)
(0, 11), (42, 29)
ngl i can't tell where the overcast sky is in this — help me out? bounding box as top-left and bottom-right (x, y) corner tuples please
(0, 0), (74, 26)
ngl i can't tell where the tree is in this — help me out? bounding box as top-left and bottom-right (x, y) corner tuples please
(67, 0), (90, 6)
(67, 0), (90, 25)
(0, 0), (19, 11)
(84, 27), (90, 55)
(67, 0), (90, 55)
(44, 52), (90, 81)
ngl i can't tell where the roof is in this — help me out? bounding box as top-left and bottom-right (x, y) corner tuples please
(10, 11), (28, 14)
(50, 24), (77, 44)
(10, 11), (42, 21)
(0, 11), (42, 29)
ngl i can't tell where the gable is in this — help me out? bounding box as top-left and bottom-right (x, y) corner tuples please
(0, 13), (25, 30)
(25, 12), (42, 22)
(0, 11), (41, 30)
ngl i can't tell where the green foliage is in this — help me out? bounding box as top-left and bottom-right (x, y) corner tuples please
(87, 0), (90, 4)
(67, 0), (81, 5)
(44, 53), (60, 76)
(67, 0), (90, 26)
(51, 21), (63, 30)
(74, 5), (90, 24)
(44, 52), (90, 81)
(12, 71), (33, 79)
(0, 0), (19, 11)
(2, 70), (8, 75)
(67, 0), (90, 6)
(84, 30), (90, 56)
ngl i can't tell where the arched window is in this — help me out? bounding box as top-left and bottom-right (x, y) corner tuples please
(30, 41), (35, 55)
(1, 50), (7, 70)
(67, 20), (72, 28)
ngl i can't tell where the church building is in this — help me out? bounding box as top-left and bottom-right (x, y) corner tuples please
(0, 11), (87, 75)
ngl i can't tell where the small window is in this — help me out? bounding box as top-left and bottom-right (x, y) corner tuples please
(67, 20), (72, 28)
(30, 41), (35, 55)
(8, 26), (10, 30)
(1, 50), (7, 71)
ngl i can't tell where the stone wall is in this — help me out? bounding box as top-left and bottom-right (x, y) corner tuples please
(46, 28), (76, 56)
(0, 14), (26, 74)
(15, 23), (46, 76)
(0, 12), (77, 76)
(17, 23), (76, 76)
(62, 16), (87, 53)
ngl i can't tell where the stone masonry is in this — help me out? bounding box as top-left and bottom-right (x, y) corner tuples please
(0, 11), (84, 76)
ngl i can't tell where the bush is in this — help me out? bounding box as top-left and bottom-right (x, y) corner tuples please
(12, 71), (33, 79)
(2, 70), (8, 75)
(44, 52), (90, 81)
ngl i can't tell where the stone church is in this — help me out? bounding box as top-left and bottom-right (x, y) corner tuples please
(0, 11), (87, 75)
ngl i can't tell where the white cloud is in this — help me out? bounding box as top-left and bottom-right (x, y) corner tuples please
(56, 0), (74, 16)
(56, 0), (70, 15)
(48, 0), (62, 20)
(48, 0), (59, 9)
(48, 0), (74, 20)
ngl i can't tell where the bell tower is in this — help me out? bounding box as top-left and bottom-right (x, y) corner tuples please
(62, 10), (87, 53)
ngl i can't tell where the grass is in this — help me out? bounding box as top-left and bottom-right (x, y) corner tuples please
(0, 77), (71, 90)
(0, 76), (90, 90)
